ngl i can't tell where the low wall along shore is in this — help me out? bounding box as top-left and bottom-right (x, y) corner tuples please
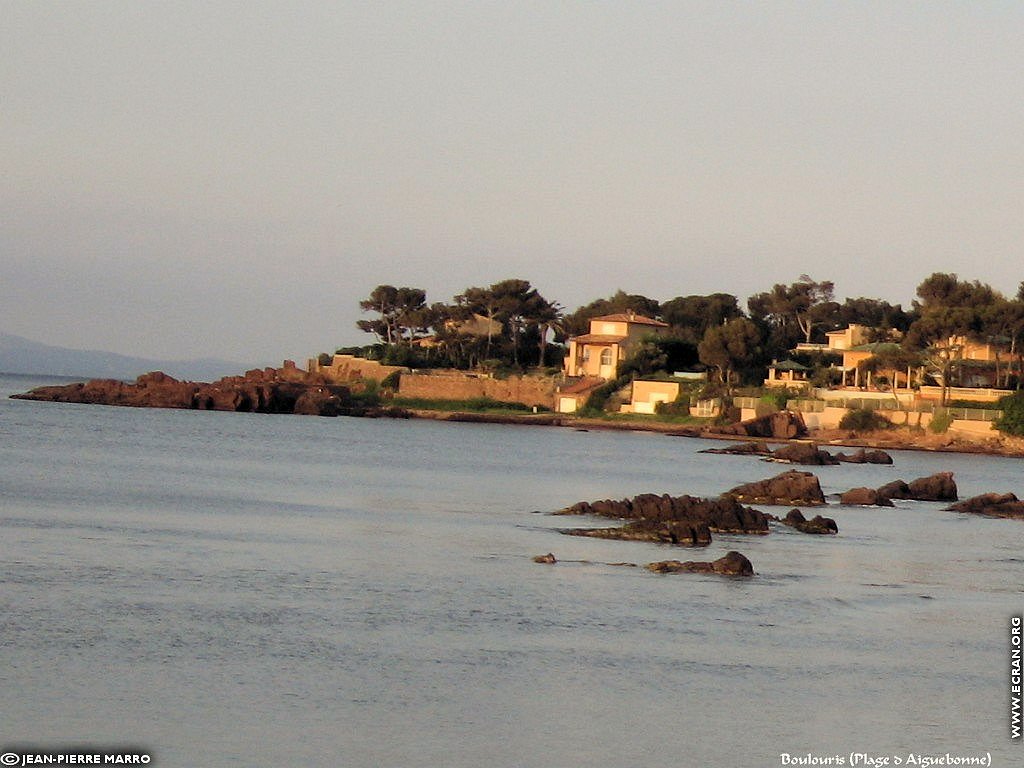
(308, 354), (406, 384)
(397, 370), (557, 408)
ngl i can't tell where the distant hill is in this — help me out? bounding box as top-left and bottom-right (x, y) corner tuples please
(0, 333), (254, 382)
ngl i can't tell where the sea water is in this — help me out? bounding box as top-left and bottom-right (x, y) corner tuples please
(1, 373), (1021, 767)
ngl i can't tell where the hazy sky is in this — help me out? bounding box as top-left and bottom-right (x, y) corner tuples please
(4, 1), (1023, 364)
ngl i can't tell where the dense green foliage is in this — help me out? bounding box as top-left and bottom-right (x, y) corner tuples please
(928, 410), (954, 434)
(839, 408), (894, 433)
(340, 272), (1024, 400)
(994, 392), (1024, 436)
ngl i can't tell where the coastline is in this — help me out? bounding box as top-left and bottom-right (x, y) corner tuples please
(404, 407), (1024, 458)
(10, 371), (1024, 459)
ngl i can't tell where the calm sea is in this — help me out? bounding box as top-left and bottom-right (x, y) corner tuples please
(1, 373), (1022, 767)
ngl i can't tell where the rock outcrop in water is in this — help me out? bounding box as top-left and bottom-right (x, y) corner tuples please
(766, 442), (840, 466)
(840, 487), (895, 507)
(9, 365), (404, 418)
(701, 441), (894, 468)
(946, 493), (1024, 519)
(646, 551), (754, 576)
(907, 472), (958, 502)
(775, 509), (838, 534)
(834, 448), (894, 465)
(555, 493), (768, 547)
(838, 473), (958, 506)
(723, 470), (826, 506)
(708, 410), (807, 439)
(556, 494), (769, 534)
(699, 442), (773, 457)
(561, 519), (714, 546)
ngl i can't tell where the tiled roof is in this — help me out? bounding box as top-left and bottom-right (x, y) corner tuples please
(559, 377), (606, 395)
(572, 334), (626, 344)
(592, 313), (668, 327)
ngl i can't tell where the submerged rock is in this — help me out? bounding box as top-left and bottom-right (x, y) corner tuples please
(840, 487), (894, 507)
(699, 442), (773, 457)
(946, 493), (1024, 519)
(907, 472), (958, 502)
(876, 480), (912, 503)
(723, 470), (826, 507)
(766, 443), (839, 466)
(556, 494), (769, 534)
(835, 448), (894, 465)
(646, 551), (754, 576)
(562, 520), (713, 547)
(777, 509), (839, 534)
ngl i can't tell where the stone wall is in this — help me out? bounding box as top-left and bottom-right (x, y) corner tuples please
(307, 355), (406, 384)
(397, 370), (557, 408)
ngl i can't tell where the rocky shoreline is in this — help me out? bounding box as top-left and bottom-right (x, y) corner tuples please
(8, 368), (408, 418)
(10, 370), (1024, 458)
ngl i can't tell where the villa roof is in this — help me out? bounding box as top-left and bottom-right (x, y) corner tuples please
(573, 333), (626, 344)
(770, 359), (809, 371)
(559, 377), (606, 395)
(849, 342), (903, 353)
(591, 313), (669, 327)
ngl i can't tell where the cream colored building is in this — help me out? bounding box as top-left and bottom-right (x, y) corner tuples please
(621, 380), (680, 414)
(562, 313), (669, 380)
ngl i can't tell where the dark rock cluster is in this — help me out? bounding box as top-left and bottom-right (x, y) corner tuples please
(840, 473), (958, 507)
(10, 368), (403, 418)
(775, 509), (838, 534)
(701, 441), (893, 466)
(723, 470), (827, 506)
(709, 410), (807, 439)
(646, 551), (754, 576)
(946, 493), (1024, 519)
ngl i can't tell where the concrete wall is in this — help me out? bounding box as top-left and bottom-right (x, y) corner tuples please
(623, 380), (680, 415)
(398, 370), (557, 408)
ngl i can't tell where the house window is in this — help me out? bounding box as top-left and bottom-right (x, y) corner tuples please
(600, 348), (613, 366)
(582, 348), (590, 362)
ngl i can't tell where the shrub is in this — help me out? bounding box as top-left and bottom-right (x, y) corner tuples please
(928, 410), (954, 434)
(839, 408), (893, 433)
(994, 392), (1024, 436)
(760, 390), (790, 411)
(380, 371), (402, 390)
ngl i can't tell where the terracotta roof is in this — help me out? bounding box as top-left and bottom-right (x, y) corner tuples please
(559, 377), (606, 395)
(770, 359), (809, 371)
(572, 333), (626, 344)
(591, 313), (668, 327)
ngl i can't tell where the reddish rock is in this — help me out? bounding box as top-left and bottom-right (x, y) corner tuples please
(779, 509), (839, 534)
(646, 551), (754, 576)
(556, 494), (769, 534)
(293, 387), (347, 416)
(711, 411), (807, 440)
(835, 448), (894, 465)
(907, 472), (958, 502)
(876, 480), (912, 502)
(532, 553), (558, 564)
(840, 487), (894, 507)
(699, 442), (773, 457)
(946, 493), (1024, 519)
(768, 443), (839, 466)
(13, 369), (353, 418)
(724, 470), (826, 506)
(562, 519), (713, 547)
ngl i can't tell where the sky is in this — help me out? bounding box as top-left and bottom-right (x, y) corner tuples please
(3, 1), (1023, 365)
